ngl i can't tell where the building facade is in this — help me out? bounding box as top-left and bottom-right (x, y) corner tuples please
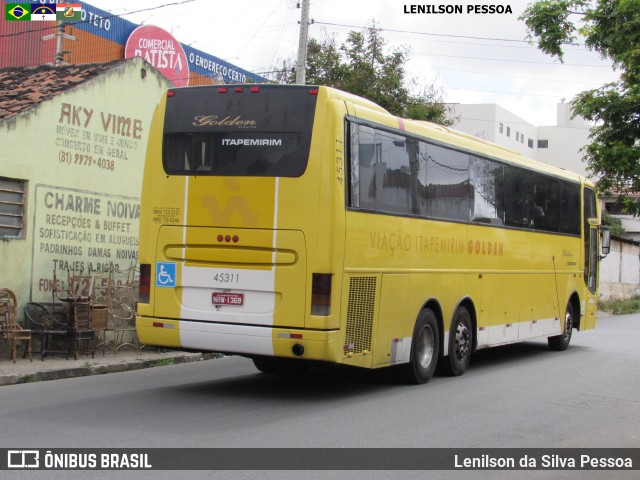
(0, 58), (171, 314)
(1, 1), (269, 317)
(0, 1), (265, 85)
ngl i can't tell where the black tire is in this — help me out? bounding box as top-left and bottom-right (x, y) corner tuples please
(400, 309), (440, 384)
(274, 358), (311, 375)
(252, 356), (278, 374)
(253, 356), (310, 375)
(548, 301), (574, 351)
(442, 305), (473, 376)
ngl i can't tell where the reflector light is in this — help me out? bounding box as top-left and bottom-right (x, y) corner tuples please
(311, 273), (332, 316)
(167, 90), (175, 97)
(278, 333), (304, 339)
(218, 87), (228, 93)
(309, 88), (319, 95)
(152, 322), (174, 329)
(235, 87), (244, 93)
(217, 234), (240, 243)
(139, 264), (151, 303)
(250, 86), (260, 93)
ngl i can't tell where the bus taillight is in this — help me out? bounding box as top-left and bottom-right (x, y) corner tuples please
(311, 273), (332, 316)
(167, 90), (175, 97)
(218, 87), (228, 93)
(250, 86), (260, 93)
(139, 264), (151, 303)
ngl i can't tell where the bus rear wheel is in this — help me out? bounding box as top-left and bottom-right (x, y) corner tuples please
(441, 306), (473, 376)
(400, 309), (440, 384)
(548, 302), (574, 351)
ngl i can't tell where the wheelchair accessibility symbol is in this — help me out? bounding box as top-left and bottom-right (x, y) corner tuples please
(156, 262), (176, 288)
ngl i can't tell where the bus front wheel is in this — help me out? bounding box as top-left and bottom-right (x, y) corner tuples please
(548, 302), (574, 351)
(441, 306), (473, 376)
(400, 309), (440, 384)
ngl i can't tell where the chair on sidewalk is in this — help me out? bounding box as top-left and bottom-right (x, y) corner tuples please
(23, 302), (69, 360)
(68, 299), (95, 360)
(92, 266), (142, 355)
(0, 288), (32, 363)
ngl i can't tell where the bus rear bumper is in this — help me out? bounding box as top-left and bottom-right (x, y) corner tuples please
(136, 316), (341, 363)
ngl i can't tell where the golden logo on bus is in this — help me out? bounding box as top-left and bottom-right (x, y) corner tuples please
(192, 115), (257, 127)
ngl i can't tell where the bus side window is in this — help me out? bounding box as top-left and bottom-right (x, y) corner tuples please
(504, 166), (534, 229)
(470, 157), (504, 226)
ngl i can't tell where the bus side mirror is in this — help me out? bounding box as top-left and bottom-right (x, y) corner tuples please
(601, 228), (611, 258)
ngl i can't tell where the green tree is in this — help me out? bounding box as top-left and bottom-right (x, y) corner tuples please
(602, 211), (625, 236)
(520, 0), (640, 212)
(291, 25), (453, 126)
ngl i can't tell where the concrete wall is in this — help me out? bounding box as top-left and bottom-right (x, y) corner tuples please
(536, 124), (591, 178)
(447, 103), (538, 159)
(600, 237), (640, 300)
(0, 58), (170, 316)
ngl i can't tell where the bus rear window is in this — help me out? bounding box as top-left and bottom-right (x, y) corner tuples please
(162, 85), (318, 177)
(164, 132), (310, 177)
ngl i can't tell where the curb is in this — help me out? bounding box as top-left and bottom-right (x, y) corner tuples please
(0, 353), (223, 387)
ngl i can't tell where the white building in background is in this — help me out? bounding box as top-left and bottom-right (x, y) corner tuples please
(446, 101), (591, 177)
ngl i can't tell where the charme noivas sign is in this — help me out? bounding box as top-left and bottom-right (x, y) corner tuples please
(125, 26), (189, 87)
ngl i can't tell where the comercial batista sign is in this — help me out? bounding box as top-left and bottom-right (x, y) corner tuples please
(69, 2), (265, 85)
(122, 24), (263, 86)
(124, 25), (190, 87)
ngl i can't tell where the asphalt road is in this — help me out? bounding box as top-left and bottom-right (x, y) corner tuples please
(1, 313), (639, 480)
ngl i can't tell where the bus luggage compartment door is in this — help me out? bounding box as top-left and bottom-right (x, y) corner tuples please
(153, 226), (306, 328)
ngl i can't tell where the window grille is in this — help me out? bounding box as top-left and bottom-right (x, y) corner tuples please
(0, 177), (26, 239)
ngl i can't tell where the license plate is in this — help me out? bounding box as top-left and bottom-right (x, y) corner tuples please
(212, 292), (244, 306)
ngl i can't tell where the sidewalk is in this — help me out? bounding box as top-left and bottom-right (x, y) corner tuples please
(1, 311), (618, 387)
(0, 347), (221, 386)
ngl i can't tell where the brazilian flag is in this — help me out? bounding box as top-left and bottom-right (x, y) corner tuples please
(6, 3), (31, 21)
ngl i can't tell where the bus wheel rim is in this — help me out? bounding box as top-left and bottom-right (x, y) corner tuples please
(417, 325), (435, 368)
(564, 309), (573, 341)
(454, 323), (471, 361)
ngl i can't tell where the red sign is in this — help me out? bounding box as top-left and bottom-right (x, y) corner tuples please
(125, 25), (189, 87)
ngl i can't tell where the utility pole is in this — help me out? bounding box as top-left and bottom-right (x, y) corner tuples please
(295, 0), (311, 84)
(42, 21), (76, 66)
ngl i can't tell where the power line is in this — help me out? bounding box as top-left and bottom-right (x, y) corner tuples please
(412, 50), (612, 68)
(428, 65), (614, 86)
(445, 85), (571, 98)
(313, 21), (533, 44)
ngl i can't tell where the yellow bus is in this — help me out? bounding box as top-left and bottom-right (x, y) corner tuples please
(136, 84), (609, 384)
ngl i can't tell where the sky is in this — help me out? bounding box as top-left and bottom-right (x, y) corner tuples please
(85, 0), (620, 126)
